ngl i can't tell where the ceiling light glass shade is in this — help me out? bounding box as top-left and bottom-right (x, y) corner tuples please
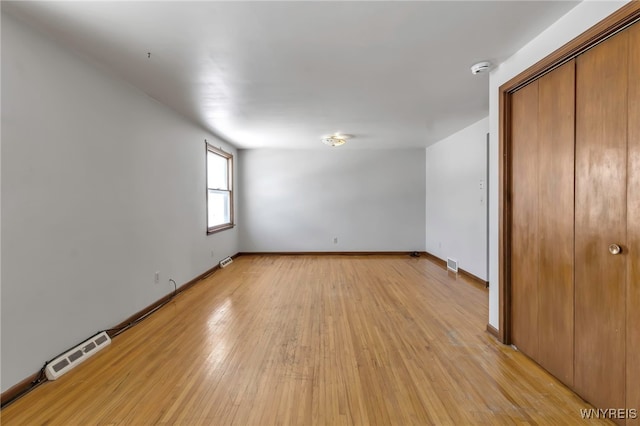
(322, 136), (347, 146)
(321, 136), (347, 147)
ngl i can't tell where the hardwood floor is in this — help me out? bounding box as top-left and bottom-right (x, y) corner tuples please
(1, 255), (607, 425)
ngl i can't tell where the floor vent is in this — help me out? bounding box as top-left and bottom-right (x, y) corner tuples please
(219, 256), (234, 268)
(447, 257), (459, 273)
(45, 331), (111, 380)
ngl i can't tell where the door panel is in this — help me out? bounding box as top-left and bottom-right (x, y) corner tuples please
(627, 22), (640, 424)
(510, 81), (539, 360)
(575, 31), (628, 411)
(537, 60), (575, 387)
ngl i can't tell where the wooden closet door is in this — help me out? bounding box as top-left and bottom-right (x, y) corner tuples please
(537, 60), (575, 387)
(575, 30), (628, 412)
(627, 22), (640, 423)
(510, 81), (539, 360)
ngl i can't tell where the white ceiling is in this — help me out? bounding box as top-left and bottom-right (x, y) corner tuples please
(3, 1), (579, 149)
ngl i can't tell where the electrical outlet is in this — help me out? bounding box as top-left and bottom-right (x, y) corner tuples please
(154, 271), (160, 284)
(210, 250), (215, 258)
(333, 237), (338, 244)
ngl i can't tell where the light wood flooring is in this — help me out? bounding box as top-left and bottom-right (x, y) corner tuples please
(1, 255), (607, 425)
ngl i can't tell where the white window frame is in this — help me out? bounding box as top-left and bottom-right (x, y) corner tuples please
(206, 143), (234, 234)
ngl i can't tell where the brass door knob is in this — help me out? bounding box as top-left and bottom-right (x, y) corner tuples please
(609, 244), (622, 255)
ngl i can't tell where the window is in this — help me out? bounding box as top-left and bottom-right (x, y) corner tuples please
(206, 143), (233, 234)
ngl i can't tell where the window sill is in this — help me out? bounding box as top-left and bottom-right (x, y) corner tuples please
(207, 224), (235, 235)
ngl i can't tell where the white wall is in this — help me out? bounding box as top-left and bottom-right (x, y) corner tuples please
(238, 149), (426, 252)
(1, 13), (239, 392)
(487, 0), (630, 329)
(426, 117), (488, 280)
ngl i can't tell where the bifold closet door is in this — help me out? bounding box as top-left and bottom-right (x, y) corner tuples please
(627, 21), (639, 423)
(536, 60), (575, 387)
(510, 81), (539, 361)
(510, 60), (575, 386)
(575, 29), (628, 412)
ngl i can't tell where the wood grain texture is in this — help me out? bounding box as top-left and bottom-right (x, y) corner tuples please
(510, 81), (540, 360)
(0, 260), (231, 408)
(107, 261), (224, 337)
(458, 268), (489, 288)
(536, 60), (575, 388)
(423, 252), (489, 288)
(499, 2), (640, 93)
(626, 21), (640, 425)
(240, 251), (418, 257)
(498, 0), (640, 350)
(498, 89), (512, 344)
(486, 323), (500, 339)
(0, 372), (43, 408)
(575, 29), (628, 412)
(0, 255), (608, 425)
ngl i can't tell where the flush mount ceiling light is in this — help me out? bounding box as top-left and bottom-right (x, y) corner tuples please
(470, 61), (492, 75)
(321, 134), (352, 147)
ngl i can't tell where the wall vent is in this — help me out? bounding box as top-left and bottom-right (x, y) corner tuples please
(219, 256), (233, 268)
(45, 331), (111, 380)
(447, 257), (459, 273)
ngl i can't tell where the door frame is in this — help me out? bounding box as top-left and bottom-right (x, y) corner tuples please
(498, 2), (640, 344)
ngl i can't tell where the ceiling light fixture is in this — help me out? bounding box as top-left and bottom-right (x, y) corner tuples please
(470, 61), (492, 75)
(321, 134), (352, 147)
